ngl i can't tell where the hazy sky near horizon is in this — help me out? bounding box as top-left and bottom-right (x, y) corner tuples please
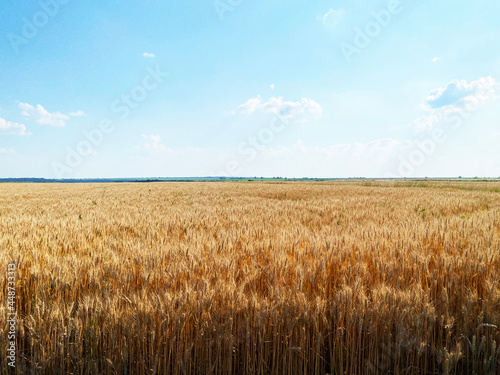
(1, 0), (499, 178)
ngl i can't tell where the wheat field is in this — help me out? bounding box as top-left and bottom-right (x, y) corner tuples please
(1, 181), (499, 374)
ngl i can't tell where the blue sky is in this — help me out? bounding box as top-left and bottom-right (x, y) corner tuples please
(1, 0), (499, 178)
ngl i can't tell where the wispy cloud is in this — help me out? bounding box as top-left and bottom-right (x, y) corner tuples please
(432, 57), (440, 63)
(410, 113), (443, 133)
(69, 110), (85, 117)
(142, 52), (155, 58)
(232, 138), (413, 177)
(319, 8), (345, 26)
(0, 117), (30, 136)
(235, 96), (322, 122)
(0, 147), (15, 155)
(138, 134), (166, 153)
(19, 103), (70, 127)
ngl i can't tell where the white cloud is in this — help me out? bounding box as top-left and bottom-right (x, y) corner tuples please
(0, 147), (15, 155)
(410, 113), (443, 132)
(237, 96), (263, 115)
(69, 110), (85, 117)
(426, 76), (496, 110)
(319, 8), (345, 26)
(0, 117), (30, 136)
(139, 134), (166, 153)
(410, 77), (498, 132)
(270, 83), (275, 90)
(432, 57), (440, 63)
(143, 52), (155, 58)
(137, 134), (211, 159)
(236, 96), (322, 122)
(19, 103), (70, 127)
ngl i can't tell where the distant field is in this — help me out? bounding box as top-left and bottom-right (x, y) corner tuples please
(1, 181), (499, 374)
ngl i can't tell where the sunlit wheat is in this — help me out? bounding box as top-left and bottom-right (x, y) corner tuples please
(1, 181), (499, 374)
